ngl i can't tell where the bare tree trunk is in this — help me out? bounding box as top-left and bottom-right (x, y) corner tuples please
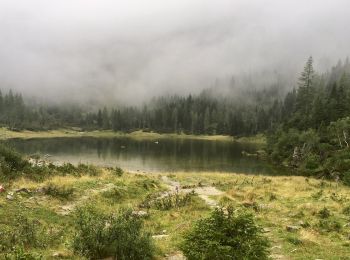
(337, 133), (343, 148)
(343, 130), (349, 148)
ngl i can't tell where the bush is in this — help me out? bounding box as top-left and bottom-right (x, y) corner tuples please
(112, 166), (124, 176)
(180, 207), (270, 260)
(318, 219), (342, 232)
(43, 183), (74, 200)
(0, 214), (48, 252)
(140, 191), (196, 210)
(55, 163), (101, 176)
(343, 205), (350, 215)
(0, 144), (29, 180)
(76, 163), (101, 176)
(318, 207), (331, 219)
(72, 206), (154, 260)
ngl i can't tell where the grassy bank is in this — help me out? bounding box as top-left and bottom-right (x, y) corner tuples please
(0, 127), (265, 143)
(1, 168), (350, 259)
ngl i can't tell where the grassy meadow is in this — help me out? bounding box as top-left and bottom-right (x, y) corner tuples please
(1, 167), (350, 259)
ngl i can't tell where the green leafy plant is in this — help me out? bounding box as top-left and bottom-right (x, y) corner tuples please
(72, 205), (154, 260)
(180, 207), (270, 260)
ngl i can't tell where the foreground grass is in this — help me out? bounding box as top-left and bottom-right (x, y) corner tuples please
(1, 169), (350, 259)
(0, 127), (263, 143)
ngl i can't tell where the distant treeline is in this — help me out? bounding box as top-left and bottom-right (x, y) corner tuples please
(1, 57), (350, 137)
(1, 86), (283, 136)
(2, 57), (350, 181)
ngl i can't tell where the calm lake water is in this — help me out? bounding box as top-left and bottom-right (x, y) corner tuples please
(6, 137), (283, 175)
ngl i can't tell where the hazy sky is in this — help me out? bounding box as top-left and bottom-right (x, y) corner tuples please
(0, 0), (349, 104)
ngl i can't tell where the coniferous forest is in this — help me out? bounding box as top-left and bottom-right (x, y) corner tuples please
(1, 57), (350, 181)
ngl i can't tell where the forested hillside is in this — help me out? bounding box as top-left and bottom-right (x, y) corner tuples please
(0, 87), (283, 135)
(1, 58), (349, 135)
(268, 57), (350, 182)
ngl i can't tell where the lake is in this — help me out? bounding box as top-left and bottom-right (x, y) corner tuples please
(6, 137), (284, 175)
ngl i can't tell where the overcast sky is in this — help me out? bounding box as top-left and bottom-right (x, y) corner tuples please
(0, 0), (349, 104)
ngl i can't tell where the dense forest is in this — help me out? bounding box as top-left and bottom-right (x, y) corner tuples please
(0, 85), (283, 136)
(1, 57), (350, 181)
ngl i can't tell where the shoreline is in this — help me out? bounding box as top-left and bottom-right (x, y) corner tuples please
(0, 128), (266, 144)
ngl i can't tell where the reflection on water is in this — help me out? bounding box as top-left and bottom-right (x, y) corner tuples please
(6, 137), (284, 175)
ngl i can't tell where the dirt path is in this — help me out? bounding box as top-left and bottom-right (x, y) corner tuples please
(56, 183), (117, 215)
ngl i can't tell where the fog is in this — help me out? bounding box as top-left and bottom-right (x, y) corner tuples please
(0, 0), (349, 105)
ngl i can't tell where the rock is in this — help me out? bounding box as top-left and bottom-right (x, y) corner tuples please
(6, 194), (14, 200)
(298, 220), (309, 228)
(152, 234), (169, 239)
(286, 225), (300, 232)
(15, 188), (31, 193)
(165, 252), (186, 260)
(263, 228), (271, 233)
(36, 187), (46, 193)
(52, 252), (63, 257)
(162, 229), (167, 234)
(132, 210), (148, 217)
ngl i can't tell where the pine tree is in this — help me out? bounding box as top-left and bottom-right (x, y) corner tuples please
(295, 56), (315, 127)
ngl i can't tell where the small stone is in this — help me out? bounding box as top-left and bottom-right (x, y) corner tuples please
(52, 252), (62, 257)
(132, 210), (148, 217)
(162, 229), (167, 234)
(263, 228), (271, 233)
(298, 220), (309, 228)
(286, 225), (300, 232)
(152, 234), (169, 239)
(6, 194), (14, 200)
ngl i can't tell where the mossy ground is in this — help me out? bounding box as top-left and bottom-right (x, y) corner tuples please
(1, 169), (350, 259)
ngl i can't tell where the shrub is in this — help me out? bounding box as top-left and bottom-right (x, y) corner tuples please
(318, 219), (342, 232)
(153, 191), (196, 210)
(180, 207), (270, 260)
(72, 206), (154, 260)
(343, 205), (350, 216)
(0, 214), (47, 252)
(286, 235), (303, 245)
(77, 163), (101, 176)
(102, 186), (128, 201)
(318, 207), (331, 219)
(140, 191), (196, 210)
(0, 144), (29, 180)
(112, 166), (124, 176)
(43, 183), (74, 200)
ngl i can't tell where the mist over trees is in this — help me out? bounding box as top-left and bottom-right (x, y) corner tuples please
(1, 57), (349, 136)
